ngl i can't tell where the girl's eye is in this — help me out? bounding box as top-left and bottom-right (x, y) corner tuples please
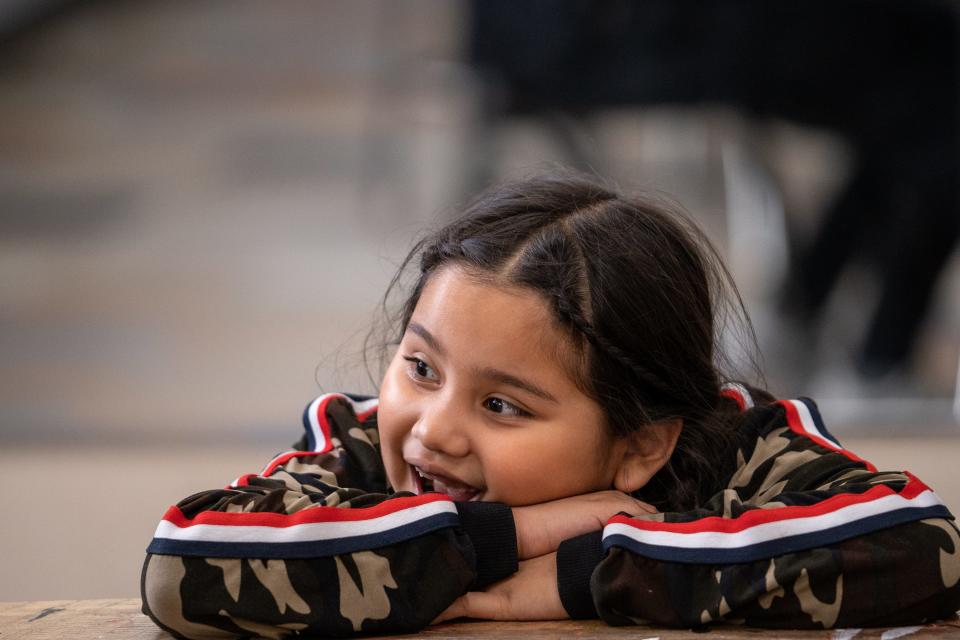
(402, 356), (439, 381)
(482, 397), (530, 418)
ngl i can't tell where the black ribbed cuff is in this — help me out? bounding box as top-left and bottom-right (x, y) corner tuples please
(557, 531), (604, 619)
(456, 501), (518, 589)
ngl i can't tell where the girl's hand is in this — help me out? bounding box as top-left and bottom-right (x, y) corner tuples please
(513, 490), (657, 559)
(433, 553), (565, 623)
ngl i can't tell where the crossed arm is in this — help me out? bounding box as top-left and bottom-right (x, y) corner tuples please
(437, 490), (654, 623)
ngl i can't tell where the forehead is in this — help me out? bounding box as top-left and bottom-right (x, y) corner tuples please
(410, 266), (580, 380)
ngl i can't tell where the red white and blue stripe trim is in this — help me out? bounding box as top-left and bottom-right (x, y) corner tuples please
(227, 393), (380, 488)
(720, 382), (755, 411)
(302, 393), (379, 453)
(778, 397), (876, 471)
(147, 494), (459, 559)
(603, 472), (950, 564)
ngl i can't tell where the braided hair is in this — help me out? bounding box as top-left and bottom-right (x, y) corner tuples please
(370, 172), (766, 511)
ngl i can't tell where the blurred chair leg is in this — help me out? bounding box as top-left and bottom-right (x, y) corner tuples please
(955, 350), (960, 424)
(786, 161), (884, 321)
(858, 180), (959, 378)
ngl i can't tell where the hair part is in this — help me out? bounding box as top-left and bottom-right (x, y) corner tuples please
(367, 171), (767, 511)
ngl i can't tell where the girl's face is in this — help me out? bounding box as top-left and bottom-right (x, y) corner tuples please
(378, 265), (628, 506)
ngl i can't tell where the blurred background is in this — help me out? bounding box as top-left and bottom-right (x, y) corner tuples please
(1, 0), (958, 602)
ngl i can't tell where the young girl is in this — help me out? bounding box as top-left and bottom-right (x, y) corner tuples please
(142, 174), (960, 638)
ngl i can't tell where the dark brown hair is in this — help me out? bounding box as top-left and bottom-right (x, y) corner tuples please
(370, 172), (768, 511)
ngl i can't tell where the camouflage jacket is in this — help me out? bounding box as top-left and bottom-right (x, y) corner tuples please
(141, 389), (960, 637)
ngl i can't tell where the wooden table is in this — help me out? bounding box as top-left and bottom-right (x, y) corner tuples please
(0, 599), (958, 639)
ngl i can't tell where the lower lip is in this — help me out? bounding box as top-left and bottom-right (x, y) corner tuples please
(410, 465), (482, 501)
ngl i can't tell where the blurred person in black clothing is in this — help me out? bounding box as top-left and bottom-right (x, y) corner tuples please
(468, 0), (959, 380)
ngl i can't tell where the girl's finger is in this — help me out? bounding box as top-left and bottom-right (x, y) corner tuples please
(433, 590), (508, 622)
(453, 590), (508, 620)
(633, 498), (658, 514)
(432, 597), (467, 624)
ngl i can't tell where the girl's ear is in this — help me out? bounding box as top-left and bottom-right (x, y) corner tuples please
(612, 419), (682, 494)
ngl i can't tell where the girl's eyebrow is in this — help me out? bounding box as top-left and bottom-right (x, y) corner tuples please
(405, 321), (559, 403)
(475, 367), (559, 404)
(407, 321), (446, 355)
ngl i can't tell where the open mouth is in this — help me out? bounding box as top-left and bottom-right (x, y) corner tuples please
(411, 465), (482, 502)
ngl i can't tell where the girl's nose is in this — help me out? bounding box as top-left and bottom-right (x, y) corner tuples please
(411, 399), (471, 458)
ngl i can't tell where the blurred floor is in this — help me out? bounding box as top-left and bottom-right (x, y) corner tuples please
(0, 0), (957, 601)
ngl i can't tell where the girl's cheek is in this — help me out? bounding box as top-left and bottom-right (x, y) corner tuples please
(377, 371), (413, 489)
(377, 416), (406, 491)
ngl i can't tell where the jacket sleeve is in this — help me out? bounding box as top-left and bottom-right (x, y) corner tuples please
(557, 397), (960, 629)
(141, 393), (518, 639)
